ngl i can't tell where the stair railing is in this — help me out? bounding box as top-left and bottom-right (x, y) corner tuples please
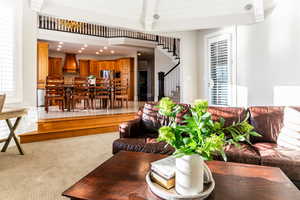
(38, 15), (180, 57)
(38, 15), (181, 101)
(158, 61), (180, 101)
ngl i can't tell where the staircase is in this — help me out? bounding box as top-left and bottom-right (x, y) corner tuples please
(38, 14), (181, 102)
(156, 37), (180, 102)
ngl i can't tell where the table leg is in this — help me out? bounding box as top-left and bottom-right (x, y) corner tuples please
(1, 117), (24, 155)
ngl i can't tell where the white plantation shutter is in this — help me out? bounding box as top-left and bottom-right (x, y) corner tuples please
(0, 1), (17, 99)
(208, 34), (232, 106)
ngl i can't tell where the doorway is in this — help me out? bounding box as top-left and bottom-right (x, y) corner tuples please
(138, 71), (148, 101)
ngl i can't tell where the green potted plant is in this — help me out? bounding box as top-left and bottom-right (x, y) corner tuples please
(156, 97), (261, 195)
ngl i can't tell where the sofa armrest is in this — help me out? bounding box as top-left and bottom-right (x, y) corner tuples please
(119, 117), (142, 138)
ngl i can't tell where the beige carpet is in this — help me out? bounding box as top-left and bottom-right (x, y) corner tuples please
(0, 132), (118, 200)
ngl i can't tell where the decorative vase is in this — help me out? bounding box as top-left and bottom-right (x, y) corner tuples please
(175, 154), (204, 195)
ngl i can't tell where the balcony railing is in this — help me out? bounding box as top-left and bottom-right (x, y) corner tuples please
(38, 15), (180, 58)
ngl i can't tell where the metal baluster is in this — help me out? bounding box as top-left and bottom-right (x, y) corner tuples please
(45, 16), (49, 29)
(51, 16), (54, 30)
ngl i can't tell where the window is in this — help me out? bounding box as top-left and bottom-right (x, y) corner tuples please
(207, 33), (235, 106)
(0, 0), (21, 102)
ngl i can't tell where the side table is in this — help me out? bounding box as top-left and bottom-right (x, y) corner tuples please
(0, 108), (27, 155)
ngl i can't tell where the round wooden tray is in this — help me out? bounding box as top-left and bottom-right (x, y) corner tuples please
(146, 163), (215, 200)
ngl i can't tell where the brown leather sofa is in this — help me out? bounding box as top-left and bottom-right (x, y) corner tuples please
(112, 103), (300, 187)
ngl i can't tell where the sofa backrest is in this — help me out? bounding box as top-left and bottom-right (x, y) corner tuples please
(140, 103), (246, 133)
(139, 103), (300, 143)
(208, 106), (247, 127)
(141, 102), (190, 134)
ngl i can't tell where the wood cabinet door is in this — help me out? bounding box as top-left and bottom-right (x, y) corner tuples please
(115, 60), (121, 72)
(48, 57), (62, 76)
(128, 58), (134, 101)
(107, 61), (115, 71)
(89, 60), (99, 77)
(79, 60), (90, 77)
(37, 41), (49, 89)
(99, 61), (107, 71)
(118, 58), (134, 100)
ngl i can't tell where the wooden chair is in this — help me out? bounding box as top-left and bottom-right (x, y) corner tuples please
(114, 79), (129, 108)
(72, 77), (91, 110)
(93, 78), (111, 109)
(45, 76), (65, 112)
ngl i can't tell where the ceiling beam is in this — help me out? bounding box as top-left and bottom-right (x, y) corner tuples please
(253, 0), (265, 22)
(142, 0), (159, 31)
(30, 0), (45, 12)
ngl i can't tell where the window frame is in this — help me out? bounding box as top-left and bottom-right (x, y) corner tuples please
(0, 0), (23, 104)
(204, 27), (237, 107)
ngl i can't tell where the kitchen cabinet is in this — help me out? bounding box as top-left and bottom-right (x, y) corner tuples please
(118, 58), (134, 100)
(87, 58), (134, 100)
(79, 60), (90, 77)
(37, 41), (49, 89)
(48, 57), (63, 76)
(89, 60), (99, 76)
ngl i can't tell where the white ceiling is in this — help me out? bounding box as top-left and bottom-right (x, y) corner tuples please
(45, 40), (154, 57)
(32, 0), (277, 32)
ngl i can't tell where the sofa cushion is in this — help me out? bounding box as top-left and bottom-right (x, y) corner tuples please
(253, 142), (300, 181)
(208, 106), (247, 127)
(249, 106), (285, 143)
(112, 138), (146, 154)
(214, 143), (261, 165)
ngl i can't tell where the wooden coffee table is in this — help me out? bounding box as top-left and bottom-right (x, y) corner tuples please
(62, 151), (299, 200)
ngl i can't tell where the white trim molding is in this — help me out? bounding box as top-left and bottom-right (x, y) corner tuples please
(142, 0), (159, 31)
(204, 26), (237, 106)
(253, 0), (265, 22)
(30, 0), (44, 12)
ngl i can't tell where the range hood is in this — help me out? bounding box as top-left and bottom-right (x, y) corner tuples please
(63, 54), (78, 73)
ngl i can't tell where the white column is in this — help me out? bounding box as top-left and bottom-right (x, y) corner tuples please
(179, 31), (200, 104)
(22, 1), (38, 106)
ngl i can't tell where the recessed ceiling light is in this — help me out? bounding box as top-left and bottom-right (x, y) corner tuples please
(244, 4), (253, 11)
(96, 52), (99, 55)
(57, 48), (61, 51)
(78, 50), (82, 53)
(110, 50), (115, 54)
(99, 49), (103, 52)
(59, 42), (64, 45)
(137, 52), (142, 56)
(103, 46), (108, 50)
(84, 44), (88, 47)
(81, 47), (85, 50)
(58, 45), (62, 48)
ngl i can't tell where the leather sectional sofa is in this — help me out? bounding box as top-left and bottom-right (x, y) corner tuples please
(112, 103), (300, 188)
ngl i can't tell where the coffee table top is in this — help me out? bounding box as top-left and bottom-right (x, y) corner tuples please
(62, 151), (300, 200)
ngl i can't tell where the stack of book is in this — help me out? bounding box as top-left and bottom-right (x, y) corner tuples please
(150, 156), (176, 189)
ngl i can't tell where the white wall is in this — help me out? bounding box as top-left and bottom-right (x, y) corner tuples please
(22, 1), (37, 106)
(154, 47), (174, 101)
(198, 0), (300, 106)
(236, 0), (300, 106)
(154, 31), (200, 103)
